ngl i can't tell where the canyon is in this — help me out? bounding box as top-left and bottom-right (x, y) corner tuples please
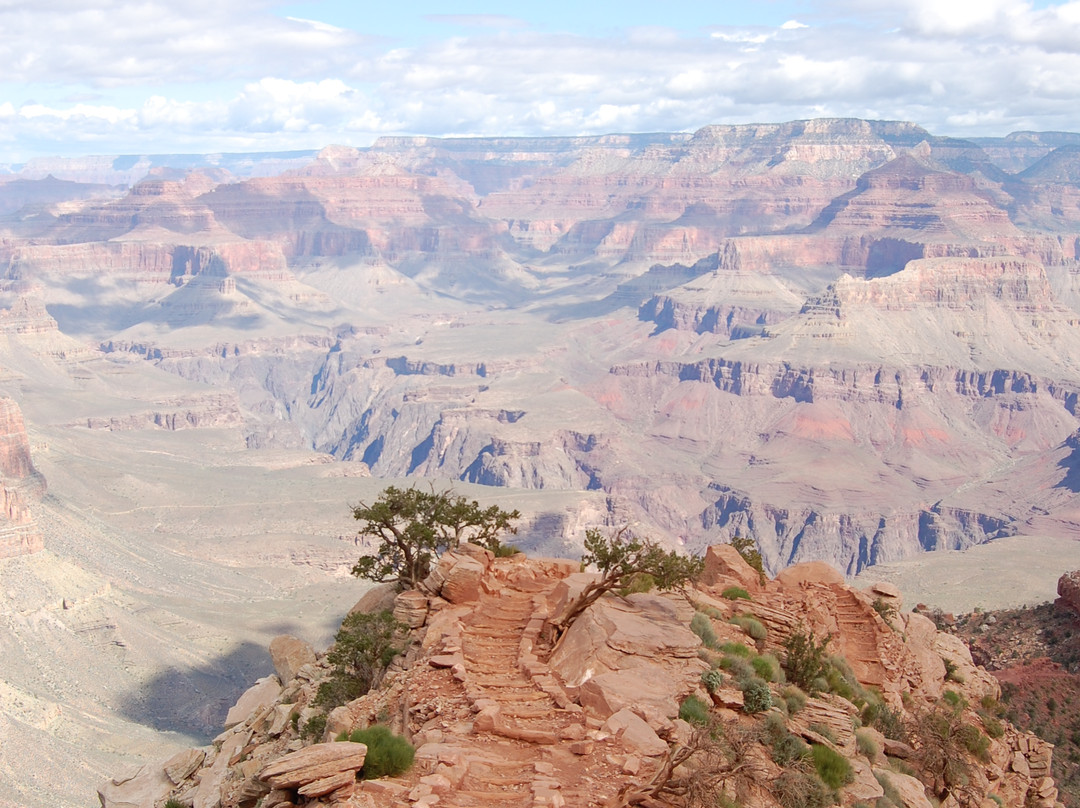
(2, 117), (1080, 805)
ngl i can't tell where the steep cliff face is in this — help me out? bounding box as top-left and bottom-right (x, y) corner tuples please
(0, 397), (45, 558)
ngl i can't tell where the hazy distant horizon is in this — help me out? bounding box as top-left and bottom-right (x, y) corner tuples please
(1, 0), (1079, 162)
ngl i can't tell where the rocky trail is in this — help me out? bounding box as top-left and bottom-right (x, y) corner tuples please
(408, 563), (606, 807)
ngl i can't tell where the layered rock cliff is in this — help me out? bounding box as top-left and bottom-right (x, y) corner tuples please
(0, 396), (45, 558)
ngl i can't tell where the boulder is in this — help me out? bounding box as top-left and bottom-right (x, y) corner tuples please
(1057, 570), (1080, 616)
(549, 596), (701, 687)
(163, 747), (205, 784)
(873, 769), (934, 808)
(224, 676), (282, 729)
(578, 664), (679, 721)
(602, 708), (669, 756)
(349, 582), (398, 616)
(440, 556), (486, 604)
(699, 544), (763, 592)
(259, 741), (368, 790)
(775, 561), (845, 588)
(269, 636), (317, 685)
(393, 589), (430, 628)
(97, 764), (173, 808)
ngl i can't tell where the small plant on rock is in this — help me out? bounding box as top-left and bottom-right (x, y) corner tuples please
(741, 677), (773, 714)
(722, 585), (752, 601)
(702, 668), (724, 694)
(679, 694), (712, 726)
(339, 725), (415, 778)
(811, 743), (854, 789)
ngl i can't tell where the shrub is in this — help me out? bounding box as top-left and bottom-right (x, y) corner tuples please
(855, 728), (879, 759)
(862, 699), (906, 741)
(872, 597), (897, 623)
(774, 767), (831, 808)
(811, 744), (854, 789)
(721, 641), (752, 658)
(164, 801), (187, 808)
(315, 610), (405, 711)
(978, 711), (1004, 739)
(809, 722), (837, 744)
(301, 713), (327, 741)
(702, 668), (724, 694)
(619, 572), (655, 596)
(679, 694), (711, 726)
(339, 725), (415, 778)
(741, 678), (773, 714)
(491, 541), (522, 558)
(691, 612), (720, 650)
(721, 586), (752, 601)
(942, 657), (965, 683)
(783, 685), (808, 715)
(783, 627), (832, 693)
(752, 653), (781, 683)
(942, 689), (967, 710)
(730, 614), (767, 642)
(957, 723), (991, 762)
(767, 713), (810, 766)
(720, 654), (756, 685)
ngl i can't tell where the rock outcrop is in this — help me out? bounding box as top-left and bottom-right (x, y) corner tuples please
(0, 397), (45, 558)
(118, 545), (1065, 808)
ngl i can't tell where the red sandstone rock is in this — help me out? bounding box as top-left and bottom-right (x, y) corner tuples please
(1057, 570), (1080, 615)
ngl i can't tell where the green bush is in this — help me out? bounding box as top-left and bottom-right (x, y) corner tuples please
(315, 610), (405, 711)
(766, 713), (810, 766)
(957, 723), (991, 762)
(943, 657), (965, 683)
(730, 614), (767, 642)
(783, 685), (808, 715)
(741, 677), (773, 714)
(978, 711), (1004, 739)
(339, 725), (415, 778)
(861, 699), (906, 741)
(679, 694), (711, 726)
(702, 668), (724, 694)
(872, 597), (897, 623)
(722, 586), (752, 601)
(752, 653), (781, 683)
(491, 541), (521, 558)
(691, 612), (720, 650)
(618, 572), (655, 596)
(942, 689), (967, 710)
(301, 713), (327, 741)
(720, 654), (756, 685)
(811, 743), (854, 789)
(855, 728), (879, 759)
(721, 640), (752, 657)
(783, 627), (831, 693)
(164, 801), (187, 808)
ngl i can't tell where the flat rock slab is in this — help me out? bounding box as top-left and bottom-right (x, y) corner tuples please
(225, 675), (282, 729)
(260, 741), (368, 790)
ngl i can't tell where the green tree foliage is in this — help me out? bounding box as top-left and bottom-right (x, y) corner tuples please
(551, 526), (704, 637)
(731, 534), (766, 585)
(782, 626), (832, 693)
(314, 610), (405, 710)
(350, 486), (520, 588)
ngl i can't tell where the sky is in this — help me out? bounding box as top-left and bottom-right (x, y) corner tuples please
(2, 0), (1080, 162)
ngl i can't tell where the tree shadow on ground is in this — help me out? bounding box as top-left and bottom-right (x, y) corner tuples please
(116, 641), (272, 743)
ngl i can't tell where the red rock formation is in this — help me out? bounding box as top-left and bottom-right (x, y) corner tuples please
(0, 397), (45, 558)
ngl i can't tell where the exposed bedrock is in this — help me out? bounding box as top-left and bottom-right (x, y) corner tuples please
(0, 396), (46, 558)
(700, 486), (1015, 576)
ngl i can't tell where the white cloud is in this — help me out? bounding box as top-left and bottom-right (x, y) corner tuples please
(3, 0), (1080, 159)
